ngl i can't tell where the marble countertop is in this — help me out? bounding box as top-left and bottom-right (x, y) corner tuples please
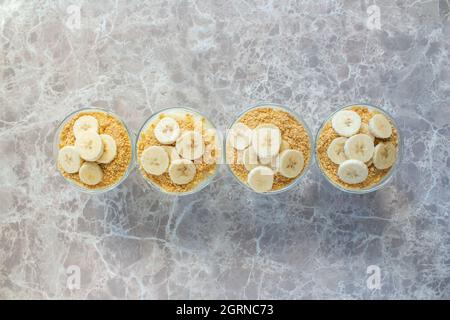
(1, 0), (449, 299)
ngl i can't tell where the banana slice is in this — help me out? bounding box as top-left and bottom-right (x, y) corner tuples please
(175, 131), (205, 160)
(369, 114), (392, 139)
(79, 162), (103, 186)
(162, 146), (181, 163)
(327, 137), (348, 165)
(331, 110), (361, 137)
(359, 123), (375, 142)
(154, 117), (181, 144)
(73, 115), (99, 138)
(373, 142), (396, 170)
(75, 132), (104, 161)
(168, 159), (196, 185)
(58, 146), (81, 173)
(344, 134), (374, 163)
(280, 139), (290, 152)
(96, 134), (117, 164)
(337, 159), (368, 184)
(247, 166), (274, 192)
(256, 123), (282, 160)
(251, 126), (281, 158)
(141, 146), (169, 175)
(228, 123), (252, 150)
(243, 147), (259, 171)
(279, 149), (304, 178)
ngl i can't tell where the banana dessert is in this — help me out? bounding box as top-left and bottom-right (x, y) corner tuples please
(316, 105), (399, 191)
(226, 105), (311, 193)
(57, 111), (132, 190)
(137, 108), (220, 194)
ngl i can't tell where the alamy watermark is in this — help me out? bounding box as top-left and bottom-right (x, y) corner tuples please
(366, 5), (381, 30)
(65, 5), (81, 31)
(66, 265), (81, 290)
(366, 265), (381, 290)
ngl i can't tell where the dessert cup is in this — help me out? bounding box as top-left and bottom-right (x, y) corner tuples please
(53, 107), (134, 194)
(136, 107), (221, 195)
(226, 103), (313, 194)
(315, 103), (402, 194)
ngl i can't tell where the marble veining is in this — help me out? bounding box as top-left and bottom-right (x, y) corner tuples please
(0, 0), (449, 299)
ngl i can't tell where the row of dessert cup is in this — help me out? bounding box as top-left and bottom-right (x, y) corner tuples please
(53, 103), (402, 195)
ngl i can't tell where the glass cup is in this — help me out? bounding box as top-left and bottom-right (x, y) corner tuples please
(135, 107), (221, 195)
(225, 102), (313, 194)
(315, 103), (402, 194)
(53, 107), (135, 194)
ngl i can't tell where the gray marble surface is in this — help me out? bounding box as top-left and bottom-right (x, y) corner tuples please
(1, 0), (449, 299)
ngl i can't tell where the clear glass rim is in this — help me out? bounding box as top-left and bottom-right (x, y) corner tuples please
(225, 102), (314, 195)
(135, 106), (220, 196)
(314, 103), (403, 194)
(53, 107), (136, 195)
